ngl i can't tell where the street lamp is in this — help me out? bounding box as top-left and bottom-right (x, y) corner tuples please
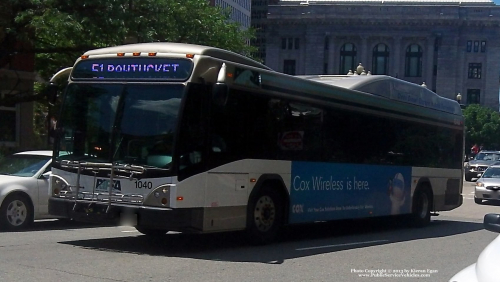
(456, 93), (462, 104)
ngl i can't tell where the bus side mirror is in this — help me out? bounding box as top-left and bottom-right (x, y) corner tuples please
(45, 82), (59, 105)
(212, 83), (228, 107)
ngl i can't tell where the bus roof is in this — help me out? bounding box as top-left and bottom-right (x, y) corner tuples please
(296, 75), (462, 115)
(82, 42), (272, 71)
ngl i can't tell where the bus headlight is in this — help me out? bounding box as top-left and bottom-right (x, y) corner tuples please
(143, 184), (174, 207)
(51, 175), (70, 196)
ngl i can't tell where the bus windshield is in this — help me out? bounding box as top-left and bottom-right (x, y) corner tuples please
(55, 83), (183, 169)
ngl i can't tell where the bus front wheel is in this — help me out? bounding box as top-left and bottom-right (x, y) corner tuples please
(411, 186), (432, 227)
(246, 188), (284, 245)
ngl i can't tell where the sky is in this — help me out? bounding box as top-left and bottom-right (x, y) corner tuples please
(495, 0), (500, 4)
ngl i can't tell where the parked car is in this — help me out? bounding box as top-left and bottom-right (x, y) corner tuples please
(474, 165), (500, 204)
(449, 213), (500, 282)
(464, 151), (500, 182)
(0, 150), (53, 230)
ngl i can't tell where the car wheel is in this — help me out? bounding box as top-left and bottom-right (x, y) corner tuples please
(246, 187), (284, 245)
(135, 226), (168, 236)
(474, 197), (482, 204)
(465, 175), (472, 182)
(0, 194), (33, 230)
(411, 186), (432, 227)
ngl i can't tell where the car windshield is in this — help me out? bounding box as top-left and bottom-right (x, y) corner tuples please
(475, 153), (500, 161)
(0, 155), (50, 177)
(482, 167), (500, 178)
(55, 83), (183, 169)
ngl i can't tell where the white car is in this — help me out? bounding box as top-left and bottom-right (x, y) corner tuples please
(0, 150), (53, 230)
(449, 213), (500, 282)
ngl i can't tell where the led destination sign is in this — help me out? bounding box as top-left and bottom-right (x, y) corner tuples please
(72, 58), (193, 80)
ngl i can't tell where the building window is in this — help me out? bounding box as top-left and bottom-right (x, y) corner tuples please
(281, 37), (300, 50)
(474, 41), (479, 52)
(468, 63), (482, 79)
(466, 41), (472, 52)
(339, 43), (357, 75)
(372, 44), (389, 75)
(467, 89), (480, 105)
(481, 41), (486, 53)
(405, 44), (422, 77)
(283, 59), (296, 75)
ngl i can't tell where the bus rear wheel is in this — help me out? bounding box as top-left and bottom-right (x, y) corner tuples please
(135, 226), (168, 236)
(246, 188), (283, 245)
(411, 186), (432, 227)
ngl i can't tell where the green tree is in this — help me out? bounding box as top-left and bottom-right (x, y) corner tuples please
(1, 0), (255, 145)
(1, 0), (256, 106)
(463, 104), (500, 151)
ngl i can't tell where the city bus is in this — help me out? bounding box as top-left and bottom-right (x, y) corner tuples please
(48, 42), (464, 244)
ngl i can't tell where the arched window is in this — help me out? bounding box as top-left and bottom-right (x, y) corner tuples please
(372, 44), (389, 75)
(405, 44), (422, 77)
(339, 43), (357, 75)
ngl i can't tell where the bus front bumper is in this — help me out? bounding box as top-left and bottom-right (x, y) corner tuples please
(48, 197), (203, 232)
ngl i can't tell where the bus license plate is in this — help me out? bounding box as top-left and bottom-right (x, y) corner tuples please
(119, 212), (137, 226)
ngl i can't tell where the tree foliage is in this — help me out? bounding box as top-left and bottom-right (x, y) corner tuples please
(1, 0), (256, 105)
(463, 104), (500, 150)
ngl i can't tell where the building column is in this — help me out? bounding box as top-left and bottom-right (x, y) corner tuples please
(425, 37), (435, 90)
(328, 36), (336, 74)
(304, 25), (325, 75)
(361, 36), (369, 71)
(392, 36), (402, 78)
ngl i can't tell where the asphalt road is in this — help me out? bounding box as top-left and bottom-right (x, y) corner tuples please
(0, 180), (498, 282)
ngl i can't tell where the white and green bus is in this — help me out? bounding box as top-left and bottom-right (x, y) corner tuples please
(48, 42), (464, 244)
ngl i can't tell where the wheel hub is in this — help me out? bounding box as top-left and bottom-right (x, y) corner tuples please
(418, 193), (429, 219)
(6, 200), (27, 226)
(254, 195), (275, 232)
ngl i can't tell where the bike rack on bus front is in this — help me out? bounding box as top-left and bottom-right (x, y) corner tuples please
(60, 161), (145, 212)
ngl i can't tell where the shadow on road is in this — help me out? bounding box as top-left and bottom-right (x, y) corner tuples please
(58, 217), (486, 264)
(0, 219), (109, 233)
(476, 200), (500, 207)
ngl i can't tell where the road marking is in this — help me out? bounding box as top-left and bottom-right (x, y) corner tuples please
(34, 219), (59, 222)
(296, 239), (389, 251)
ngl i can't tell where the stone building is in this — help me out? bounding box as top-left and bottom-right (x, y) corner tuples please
(251, 0), (280, 63)
(209, 0), (252, 29)
(265, 0), (500, 109)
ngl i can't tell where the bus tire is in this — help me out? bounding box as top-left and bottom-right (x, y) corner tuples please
(0, 193), (33, 231)
(411, 185), (432, 228)
(246, 187), (284, 245)
(135, 226), (168, 236)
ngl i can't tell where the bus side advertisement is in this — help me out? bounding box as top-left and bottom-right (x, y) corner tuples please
(289, 162), (412, 223)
